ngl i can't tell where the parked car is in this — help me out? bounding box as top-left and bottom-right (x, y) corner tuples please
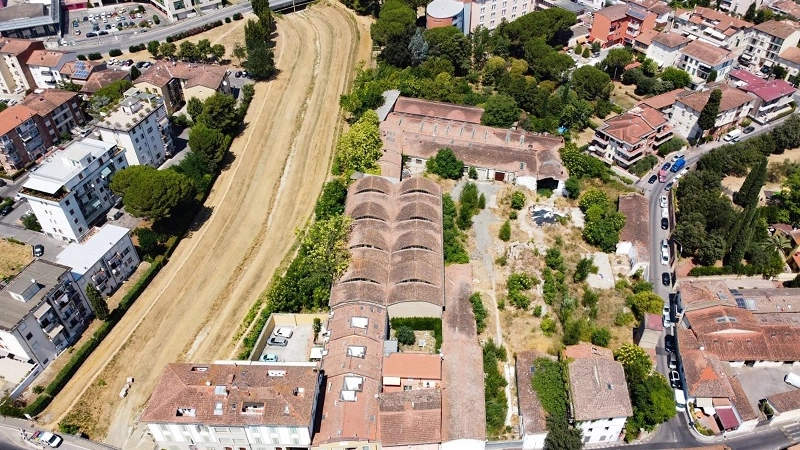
(661, 217), (669, 230)
(647, 174), (658, 184)
(74, 29), (81, 35)
(661, 239), (669, 251)
(234, 71), (242, 78)
(665, 181), (674, 191)
(668, 353), (677, 370)
(32, 431), (62, 448)
(260, 353), (279, 362)
(660, 195), (668, 208)
(670, 154), (684, 162)
(661, 249), (670, 266)
(104, 24), (112, 30)
(86, 32), (97, 37)
(267, 336), (288, 346)
(0, 179), (7, 187)
(98, 30), (109, 36)
(661, 162), (671, 171)
(743, 126), (755, 134)
(32, 244), (44, 257)
(662, 272), (671, 287)
(0, 205), (12, 216)
(665, 334), (676, 353)
(669, 370), (681, 389)
(273, 327), (293, 338)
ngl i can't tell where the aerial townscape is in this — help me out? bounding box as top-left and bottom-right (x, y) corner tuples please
(3, 0), (800, 448)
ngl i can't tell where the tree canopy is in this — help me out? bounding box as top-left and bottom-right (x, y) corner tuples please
(481, 94), (520, 127)
(188, 122), (231, 172)
(334, 110), (383, 173)
(698, 88), (722, 132)
(427, 148), (465, 179)
(571, 65), (612, 101)
(371, 0), (415, 47)
(110, 166), (196, 221)
(197, 93), (240, 135)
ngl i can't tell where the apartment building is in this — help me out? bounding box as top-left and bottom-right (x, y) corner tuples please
(768, 0), (800, 19)
(729, 69), (797, 124)
(143, 362), (323, 450)
(148, 0), (223, 21)
(26, 50), (76, 90)
(0, 105), (46, 172)
(0, 38), (44, 95)
(590, 104), (671, 168)
(22, 89), (86, 138)
(677, 39), (735, 86)
(670, 83), (756, 139)
(469, 0), (536, 31)
(778, 46), (800, 79)
(672, 7), (752, 54)
(742, 20), (800, 69)
(0, 0), (61, 39)
(646, 32), (691, 68)
(96, 90), (173, 167)
(134, 61), (230, 114)
(0, 260), (92, 371)
(55, 224), (140, 297)
(589, 4), (657, 47)
(622, 0), (672, 28)
(20, 138), (128, 242)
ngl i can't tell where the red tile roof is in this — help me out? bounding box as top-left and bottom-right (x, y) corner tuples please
(80, 69), (131, 94)
(754, 20), (799, 39)
(597, 104), (668, 145)
(738, 78), (797, 103)
(677, 84), (756, 113)
(516, 351), (552, 435)
(22, 89), (78, 116)
(134, 60), (227, 90)
(680, 40), (733, 66)
(0, 38), (43, 57)
(26, 50), (70, 69)
(638, 88), (691, 111)
(378, 390), (442, 446)
(564, 343), (613, 360)
(618, 192), (650, 249)
(780, 47), (800, 65)
(392, 97), (483, 124)
(652, 31), (691, 48)
(0, 105), (37, 137)
(568, 358), (633, 420)
(767, 388), (800, 413)
(382, 353), (441, 380)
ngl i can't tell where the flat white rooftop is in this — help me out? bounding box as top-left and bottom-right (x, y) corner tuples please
(56, 224), (130, 277)
(24, 138), (115, 194)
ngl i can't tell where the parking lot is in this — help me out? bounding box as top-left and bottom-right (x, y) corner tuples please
(258, 324), (315, 363)
(725, 363), (800, 415)
(65, 3), (167, 45)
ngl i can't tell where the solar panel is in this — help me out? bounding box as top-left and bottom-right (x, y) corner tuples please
(735, 298), (747, 308)
(75, 61), (85, 69)
(74, 69), (89, 79)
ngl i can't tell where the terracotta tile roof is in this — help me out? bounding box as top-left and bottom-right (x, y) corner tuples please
(639, 88), (691, 110)
(618, 192), (650, 247)
(635, 29), (659, 46)
(771, 0), (800, 17)
(676, 280), (735, 311)
(649, 2), (671, 15)
(0, 104), (37, 137)
(644, 312), (664, 331)
(134, 60), (227, 90)
(685, 305), (762, 335)
(80, 69), (131, 94)
(678, 341), (736, 398)
(315, 376), (381, 444)
(441, 264), (486, 442)
(738, 78), (797, 103)
(767, 388), (800, 413)
(597, 3), (631, 21)
(22, 89), (78, 116)
(568, 358), (632, 421)
(754, 20), (799, 39)
(680, 39), (733, 66)
(392, 97), (483, 124)
(60, 60), (103, 79)
(323, 334), (384, 381)
(687, 7), (753, 33)
(516, 351), (553, 435)
(780, 46), (800, 65)
(652, 31), (691, 48)
(140, 363), (320, 425)
(26, 50), (70, 69)
(598, 104), (667, 145)
(378, 390), (442, 446)
(0, 38), (43, 56)
(727, 371), (758, 421)
(564, 343), (613, 360)
(677, 84), (756, 113)
(382, 353), (441, 380)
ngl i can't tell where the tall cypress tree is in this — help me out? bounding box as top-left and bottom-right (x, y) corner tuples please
(698, 89), (722, 133)
(733, 157), (767, 207)
(85, 283), (110, 321)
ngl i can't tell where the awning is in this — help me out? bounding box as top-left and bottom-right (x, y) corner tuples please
(716, 407), (740, 430)
(46, 324), (64, 340)
(309, 346), (323, 360)
(24, 177), (63, 195)
(695, 397), (714, 408)
(383, 376), (401, 386)
(34, 303), (52, 320)
(100, 167), (112, 178)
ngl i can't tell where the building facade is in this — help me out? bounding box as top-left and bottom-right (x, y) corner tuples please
(96, 91), (173, 166)
(645, 32), (691, 68)
(591, 104), (671, 168)
(22, 89), (86, 138)
(671, 7), (752, 55)
(670, 84), (756, 139)
(677, 39), (735, 87)
(0, 0), (61, 39)
(20, 138), (128, 242)
(26, 50), (76, 90)
(134, 61), (230, 114)
(589, 4), (657, 48)
(743, 20), (800, 69)
(0, 105), (46, 172)
(0, 38), (44, 94)
(55, 224), (140, 297)
(147, 0), (222, 21)
(568, 356), (632, 444)
(730, 69), (796, 124)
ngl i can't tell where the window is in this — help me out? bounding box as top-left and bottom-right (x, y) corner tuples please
(69, 209), (74, 215)
(78, 227), (83, 233)
(74, 218), (78, 224)
(25, 332), (33, 340)
(65, 200), (70, 206)
(135, 138), (139, 143)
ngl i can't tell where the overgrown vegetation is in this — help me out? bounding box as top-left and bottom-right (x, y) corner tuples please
(579, 188), (626, 252)
(427, 148), (464, 179)
(470, 293), (488, 333)
(483, 340), (508, 437)
(443, 194), (469, 264)
(390, 317), (443, 351)
(529, 358), (583, 450)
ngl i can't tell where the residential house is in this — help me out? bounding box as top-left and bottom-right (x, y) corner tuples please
(670, 83), (756, 139)
(0, 38), (44, 95)
(567, 355), (633, 444)
(766, 389), (800, 425)
(623, 0), (672, 28)
(142, 362), (323, 450)
(729, 69), (796, 124)
(0, 0), (61, 39)
(590, 104), (671, 168)
(378, 390), (443, 448)
(778, 46), (800, 80)
(632, 28), (659, 53)
(59, 60), (105, 87)
(0, 260), (92, 395)
(742, 20), (800, 70)
(0, 105), (47, 172)
(635, 313), (664, 348)
(20, 138), (128, 242)
(616, 193), (651, 277)
(22, 89), (86, 138)
(671, 7), (752, 55)
(134, 61), (230, 114)
(768, 0), (800, 19)
(381, 352), (441, 392)
(646, 32), (691, 68)
(55, 224), (140, 297)
(80, 69), (131, 96)
(516, 351), (552, 449)
(25, 50), (76, 90)
(637, 88), (692, 117)
(377, 96), (566, 191)
(148, 0), (222, 21)
(677, 39), (736, 87)
(589, 4), (657, 48)
(96, 89), (173, 167)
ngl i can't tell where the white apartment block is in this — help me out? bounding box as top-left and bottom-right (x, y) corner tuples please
(743, 20), (800, 68)
(0, 38), (43, 94)
(55, 224), (140, 297)
(646, 32), (691, 68)
(670, 84), (756, 139)
(575, 417), (628, 444)
(20, 138), (128, 243)
(149, 0), (222, 21)
(470, 0), (531, 31)
(143, 362), (323, 450)
(0, 260), (92, 376)
(676, 40), (735, 86)
(671, 7), (751, 55)
(26, 50), (76, 90)
(96, 91), (173, 167)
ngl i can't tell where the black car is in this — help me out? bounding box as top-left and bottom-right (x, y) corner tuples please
(32, 244), (44, 257)
(665, 181), (674, 191)
(104, 24), (112, 30)
(761, 65), (771, 74)
(669, 370), (681, 389)
(0, 205), (12, 216)
(86, 32), (97, 37)
(665, 334), (676, 353)
(661, 217), (669, 230)
(0, 179), (7, 187)
(234, 71), (242, 78)
(661, 162), (671, 171)
(98, 31), (109, 36)
(662, 272), (671, 286)
(647, 174), (658, 184)
(743, 126), (755, 134)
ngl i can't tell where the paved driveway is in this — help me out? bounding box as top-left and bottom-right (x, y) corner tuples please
(727, 363), (800, 414)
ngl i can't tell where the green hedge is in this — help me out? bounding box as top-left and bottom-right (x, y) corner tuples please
(389, 317), (442, 351)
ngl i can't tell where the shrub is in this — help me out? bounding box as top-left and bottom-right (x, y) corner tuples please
(426, 148), (464, 179)
(591, 327), (612, 347)
(499, 220), (511, 241)
(395, 326), (416, 345)
(233, 12), (243, 19)
(564, 176), (580, 198)
(59, 422), (80, 434)
(77, 54), (87, 61)
(688, 265), (733, 276)
(225, 16), (232, 23)
(31, 385), (45, 394)
(470, 293), (488, 333)
(541, 316), (557, 335)
(614, 311), (635, 326)
(468, 166), (478, 179)
(582, 48), (591, 58)
(509, 210), (517, 220)
(510, 191), (525, 210)
(88, 52), (102, 60)
(109, 48), (122, 57)
(152, 14), (160, 24)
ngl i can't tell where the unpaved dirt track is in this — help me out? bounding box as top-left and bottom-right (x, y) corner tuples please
(39, 3), (372, 445)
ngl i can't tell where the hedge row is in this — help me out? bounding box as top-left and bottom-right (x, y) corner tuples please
(129, 43), (146, 53)
(165, 20), (223, 43)
(687, 264), (762, 277)
(389, 317), (443, 351)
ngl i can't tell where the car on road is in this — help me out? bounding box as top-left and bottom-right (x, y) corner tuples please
(669, 370), (681, 389)
(660, 195), (668, 208)
(668, 353), (677, 370)
(260, 353), (278, 362)
(0, 204), (13, 216)
(32, 244), (44, 257)
(32, 431), (62, 448)
(98, 30), (109, 35)
(273, 327), (293, 338)
(234, 71), (242, 78)
(86, 32), (97, 37)
(661, 217), (669, 230)
(661, 239), (669, 251)
(104, 23), (112, 29)
(665, 181), (674, 191)
(647, 174), (657, 184)
(743, 126), (755, 134)
(268, 336), (288, 346)
(662, 272), (671, 286)
(671, 154), (684, 162)
(74, 29), (81, 35)
(661, 249), (669, 265)
(0, 179), (7, 187)
(665, 334), (676, 353)
(661, 162), (671, 171)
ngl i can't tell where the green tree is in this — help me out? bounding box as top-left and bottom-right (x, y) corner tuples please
(530, 358), (568, 416)
(571, 65), (612, 100)
(629, 374), (677, 433)
(426, 148), (465, 179)
(188, 122), (230, 171)
(22, 214), (41, 232)
(744, 2), (757, 21)
(543, 416), (583, 450)
(315, 178), (348, 220)
(371, 0), (415, 47)
(186, 97), (204, 123)
(481, 94), (520, 127)
(591, 327), (612, 347)
(627, 291), (663, 321)
(470, 293), (488, 333)
(706, 69), (718, 83)
(603, 48), (633, 79)
(573, 257), (595, 282)
(564, 176), (580, 198)
(251, 0), (274, 25)
(197, 93), (239, 135)
(698, 88), (722, 133)
(178, 41), (197, 61)
(110, 166), (195, 221)
(335, 110), (383, 173)
(660, 67), (691, 89)
(244, 41), (276, 80)
(499, 220), (511, 241)
(134, 227), (160, 257)
(159, 42), (176, 59)
(734, 157), (767, 208)
(395, 326), (415, 345)
(147, 40), (160, 58)
(408, 27), (429, 66)
(510, 191), (526, 210)
(232, 41), (247, 65)
(85, 283), (110, 321)
(425, 26), (472, 75)
(560, 99), (593, 130)
(614, 343), (652, 383)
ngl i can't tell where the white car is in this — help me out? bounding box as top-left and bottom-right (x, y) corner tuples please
(37, 432), (62, 448)
(273, 327), (293, 338)
(661, 239), (669, 251)
(663, 305), (671, 328)
(660, 195), (668, 208)
(671, 154), (684, 162)
(661, 249), (670, 265)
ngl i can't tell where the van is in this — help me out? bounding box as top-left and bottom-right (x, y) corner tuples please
(785, 373), (800, 388)
(723, 129), (742, 142)
(661, 207), (669, 219)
